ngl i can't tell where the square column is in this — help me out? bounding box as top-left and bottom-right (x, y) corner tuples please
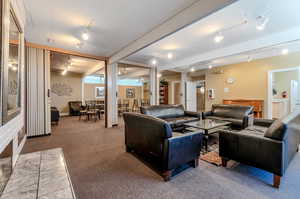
(106, 63), (118, 128)
(149, 67), (158, 105)
(181, 72), (188, 109)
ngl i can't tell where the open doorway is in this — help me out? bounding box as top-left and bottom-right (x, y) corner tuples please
(196, 81), (206, 112)
(159, 70), (181, 105)
(117, 63), (151, 116)
(50, 52), (106, 130)
(268, 67), (300, 119)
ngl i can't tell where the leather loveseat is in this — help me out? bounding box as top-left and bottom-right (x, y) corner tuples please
(123, 112), (203, 181)
(202, 104), (254, 129)
(140, 105), (201, 131)
(219, 111), (300, 188)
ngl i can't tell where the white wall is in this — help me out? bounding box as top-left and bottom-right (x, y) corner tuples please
(0, 0), (26, 166)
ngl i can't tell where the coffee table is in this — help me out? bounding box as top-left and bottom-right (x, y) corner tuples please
(184, 119), (231, 151)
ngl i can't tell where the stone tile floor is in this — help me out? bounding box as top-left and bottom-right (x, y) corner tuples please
(0, 148), (76, 199)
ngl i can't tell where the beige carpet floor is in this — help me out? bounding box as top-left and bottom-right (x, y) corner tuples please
(22, 116), (300, 199)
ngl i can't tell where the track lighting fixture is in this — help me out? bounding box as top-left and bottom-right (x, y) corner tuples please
(62, 69), (67, 75)
(256, 16), (269, 31)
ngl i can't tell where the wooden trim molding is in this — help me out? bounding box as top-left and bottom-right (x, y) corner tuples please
(25, 42), (108, 61)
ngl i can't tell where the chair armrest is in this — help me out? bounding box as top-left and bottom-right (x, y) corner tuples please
(219, 130), (284, 175)
(202, 111), (213, 119)
(254, 118), (275, 127)
(163, 132), (203, 170)
(184, 111), (201, 119)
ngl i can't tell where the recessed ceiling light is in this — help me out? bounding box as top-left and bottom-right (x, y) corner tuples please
(151, 59), (157, 66)
(118, 71), (121, 75)
(256, 16), (269, 31)
(208, 65), (213, 69)
(157, 73), (162, 78)
(82, 32), (89, 41)
(190, 67), (195, 72)
(167, 53), (173, 59)
(214, 32), (224, 43)
(12, 66), (18, 71)
(281, 49), (289, 55)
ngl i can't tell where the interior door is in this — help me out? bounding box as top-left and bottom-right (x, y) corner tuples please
(290, 80), (299, 113)
(186, 81), (197, 112)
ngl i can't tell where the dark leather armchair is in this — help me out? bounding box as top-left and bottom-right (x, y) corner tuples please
(202, 104), (254, 129)
(123, 112), (203, 181)
(140, 105), (201, 131)
(51, 107), (60, 125)
(68, 101), (82, 116)
(219, 112), (300, 188)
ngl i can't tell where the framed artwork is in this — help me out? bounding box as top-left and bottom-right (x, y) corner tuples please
(126, 88), (135, 98)
(95, 87), (105, 98)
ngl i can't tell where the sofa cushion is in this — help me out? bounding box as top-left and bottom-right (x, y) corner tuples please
(164, 116), (199, 126)
(264, 119), (287, 141)
(141, 105), (185, 119)
(211, 104), (253, 119)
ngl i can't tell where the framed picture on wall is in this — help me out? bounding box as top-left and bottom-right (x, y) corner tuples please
(126, 88), (135, 98)
(95, 87), (105, 98)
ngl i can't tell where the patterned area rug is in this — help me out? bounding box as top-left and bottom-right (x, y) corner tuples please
(200, 151), (222, 166)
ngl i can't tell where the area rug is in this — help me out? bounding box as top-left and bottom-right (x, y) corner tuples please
(200, 151), (222, 166)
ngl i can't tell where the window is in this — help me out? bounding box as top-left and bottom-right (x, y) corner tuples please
(118, 79), (143, 86)
(84, 75), (105, 84)
(2, 9), (22, 124)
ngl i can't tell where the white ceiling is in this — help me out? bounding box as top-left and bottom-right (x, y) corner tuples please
(124, 0), (300, 71)
(24, 0), (199, 57)
(51, 52), (104, 74)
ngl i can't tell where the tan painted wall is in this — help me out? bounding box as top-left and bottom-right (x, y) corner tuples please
(84, 83), (142, 102)
(203, 52), (300, 118)
(84, 83), (105, 101)
(51, 71), (82, 114)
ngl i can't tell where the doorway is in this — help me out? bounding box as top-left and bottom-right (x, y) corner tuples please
(268, 67), (300, 119)
(196, 81), (206, 112)
(173, 82), (181, 105)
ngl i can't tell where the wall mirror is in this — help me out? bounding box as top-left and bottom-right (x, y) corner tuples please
(2, 9), (22, 123)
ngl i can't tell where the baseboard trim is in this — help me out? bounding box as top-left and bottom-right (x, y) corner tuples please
(27, 133), (51, 139)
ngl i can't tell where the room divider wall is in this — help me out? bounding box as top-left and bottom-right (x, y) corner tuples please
(26, 47), (51, 137)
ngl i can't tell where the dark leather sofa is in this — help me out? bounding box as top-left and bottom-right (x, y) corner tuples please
(123, 112), (203, 181)
(219, 112), (300, 188)
(202, 104), (254, 129)
(68, 101), (82, 116)
(140, 104), (201, 131)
